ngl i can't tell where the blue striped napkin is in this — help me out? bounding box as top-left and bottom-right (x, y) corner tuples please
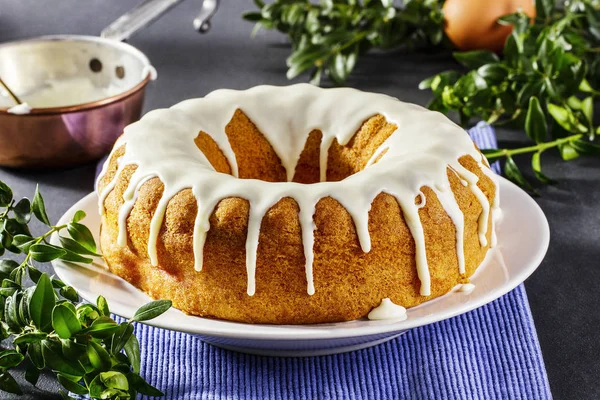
(86, 122), (550, 399)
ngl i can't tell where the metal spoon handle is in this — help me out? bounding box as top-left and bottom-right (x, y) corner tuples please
(101, 0), (185, 42)
(0, 76), (22, 105)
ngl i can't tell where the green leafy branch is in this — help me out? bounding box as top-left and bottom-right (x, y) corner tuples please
(0, 181), (172, 399)
(420, 0), (600, 190)
(243, 0), (446, 84)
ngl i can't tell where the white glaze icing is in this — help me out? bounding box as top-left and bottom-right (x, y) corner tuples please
(96, 84), (500, 297)
(368, 298), (407, 320)
(457, 283), (476, 294)
(7, 102), (32, 115)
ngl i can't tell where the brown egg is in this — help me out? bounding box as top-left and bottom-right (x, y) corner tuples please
(443, 0), (536, 53)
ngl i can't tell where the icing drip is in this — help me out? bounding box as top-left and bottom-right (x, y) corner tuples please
(436, 187), (466, 274)
(368, 298), (407, 320)
(481, 166), (501, 248)
(97, 84), (499, 297)
(299, 204), (317, 295)
(245, 208), (263, 296)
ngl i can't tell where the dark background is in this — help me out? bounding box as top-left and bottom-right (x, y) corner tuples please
(1, 1), (599, 398)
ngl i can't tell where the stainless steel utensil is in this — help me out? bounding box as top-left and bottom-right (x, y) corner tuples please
(101, 0), (220, 41)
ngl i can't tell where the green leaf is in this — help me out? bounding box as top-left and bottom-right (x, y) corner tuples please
(558, 143), (579, 161)
(5, 291), (22, 331)
(581, 97), (593, 123)
(72, 210), (86, 223)
(0, 231), (13, 249)
(132, 299), (172, 322)
(13, 331), (48, 345)
(418, 76), (434, 90)
(87, 341), (112, 371)
(25, 365), (40, 386)
(0, 260), (19, 275)
(547, 103), (588, 133)
(76, 304), (100, 326)
(0, 181), (13, 208)
(52, 303), (82, 339)
(346, 49), (358, 75)
(31, 185), (51, 225)
(333, 53), (347, 83)
(29, 273), (56, 332)
(309, 67), (323, 86)
(59, 236), (100, 257)
(0, 350), (24, 369)
(124, 334), (141, 374)
(11, 266), (24, 287)
(477, 64), (508, 81)
(525, 97), (548, 143)
(504, 156), (536, 193)
(13, 198), (31, 224)
(504, 32), (523, 67)
(28, 341), (45, 369)
(52, 278), (66, 289)
(59, 286), (79, 303)
(27, 264), (42, 283)
(111, 323), (134, 355)
(30, 243), (67, 262)
(67, 222), (97, 253)
(128, 373), (164, 396)
(88, 375), (106, 398)
(59, 250), (93, 264)
(86, 316), (121, 338)
(0, 372), (22, 395)
(571, 140), (600, 155)
(61, 338), (87, 360)
(12, 234), (35, 253)
(100, 371), (129, 391)
(453, 50), (499, 69)
(531, 152), (557, 184)
(57, 374), (88, 395)
(242, 11), (262, 22)
(97, 296), (110, 316)
(579, 79), (595, 93)
(498, 12), (529, 34)
(42, 341), (86, 376)
(0, 322), (10, 341)
(535, 0), (554, 20)
(3, 218), (30, 237)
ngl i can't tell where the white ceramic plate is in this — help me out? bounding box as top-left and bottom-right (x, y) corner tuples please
(51, 176), (549, 356)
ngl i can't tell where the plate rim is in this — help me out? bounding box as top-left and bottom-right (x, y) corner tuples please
(51, 176), (550, 341)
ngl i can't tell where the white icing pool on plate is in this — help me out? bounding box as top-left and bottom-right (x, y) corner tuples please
(368, 298), (407, 320)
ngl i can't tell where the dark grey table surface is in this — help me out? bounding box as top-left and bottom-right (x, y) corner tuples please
(1, 1), (599, 399)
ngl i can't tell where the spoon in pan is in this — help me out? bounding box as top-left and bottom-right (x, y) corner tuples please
(0, 76), (23, 106)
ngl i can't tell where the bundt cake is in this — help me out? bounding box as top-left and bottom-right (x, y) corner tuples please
(96, 84), (499, 324)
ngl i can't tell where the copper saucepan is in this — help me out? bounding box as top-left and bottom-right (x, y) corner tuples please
(0, 0), (219, 168)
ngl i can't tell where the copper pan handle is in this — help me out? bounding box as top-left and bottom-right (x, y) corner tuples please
(101, 0), (220, 42)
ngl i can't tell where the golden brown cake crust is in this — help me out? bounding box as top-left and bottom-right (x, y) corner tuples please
(98, 111), (495, 324)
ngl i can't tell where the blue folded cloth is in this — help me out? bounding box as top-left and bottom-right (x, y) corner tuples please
(88, 123), (550, 399)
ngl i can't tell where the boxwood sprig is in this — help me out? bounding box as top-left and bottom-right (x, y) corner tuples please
(420, 0), (600, 190)
(0, 181), (172, 399)
(243, 0), (446, 85)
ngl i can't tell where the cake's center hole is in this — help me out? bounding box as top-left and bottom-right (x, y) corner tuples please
(194, 111), (397, 183)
